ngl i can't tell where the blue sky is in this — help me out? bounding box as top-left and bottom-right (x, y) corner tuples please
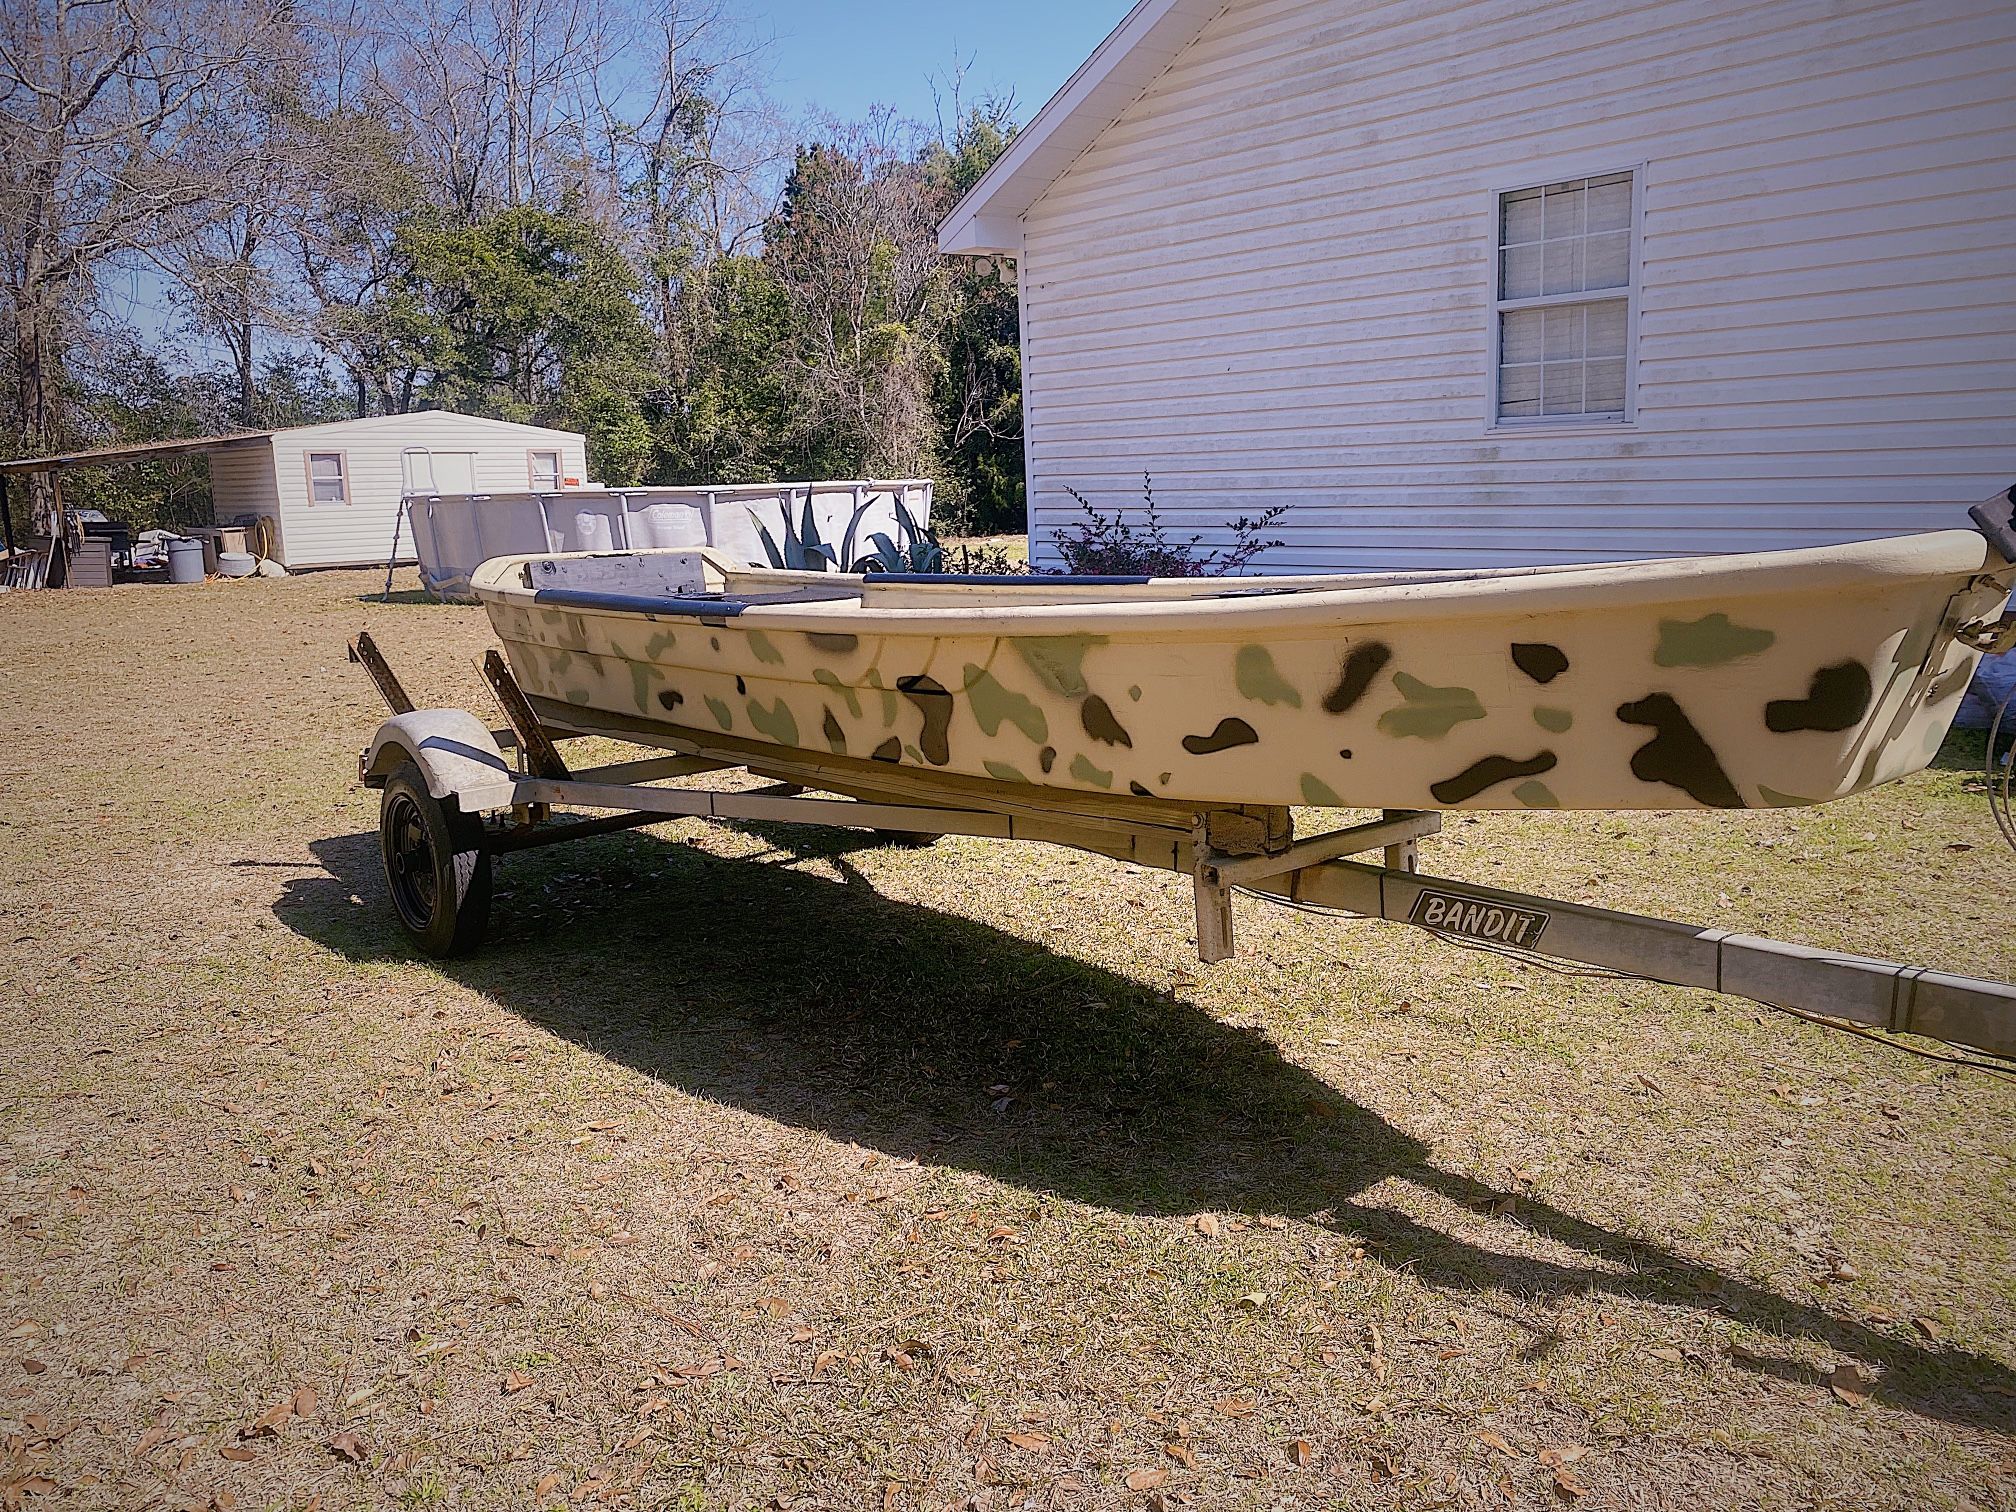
(764, 0), (1134, 131)
(109, 1), (1137, 352)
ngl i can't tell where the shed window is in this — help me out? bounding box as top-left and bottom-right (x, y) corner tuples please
(306, 451), (349, 505)
(529, 450), (561, 490)
(1494, 171), (1636, 424)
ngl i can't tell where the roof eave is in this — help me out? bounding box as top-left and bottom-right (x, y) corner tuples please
(936, 0), (1219, 255)
(938, 213), (1025, 256)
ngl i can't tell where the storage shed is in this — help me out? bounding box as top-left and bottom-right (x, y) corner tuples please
(211, 413), (591, 570)
(941, 0), (2016, 572)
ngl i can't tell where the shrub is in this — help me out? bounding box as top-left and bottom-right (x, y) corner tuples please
(1051, 473), (1287, 577)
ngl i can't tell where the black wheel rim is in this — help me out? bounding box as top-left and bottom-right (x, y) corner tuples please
(384, 793), (439, 932)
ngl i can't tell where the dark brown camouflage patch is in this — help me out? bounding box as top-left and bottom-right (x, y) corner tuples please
(822, 709), (846, 753)
(1511, 643), (1569, 684)
(1617, 693), (1745, 808)
(1039, 746), (1056, 773)
(656, 689), (684, 710)
(1323, 642), (1392, 714)
(1081, 694), (1134, 747)
(897, 675), (954, 765)
(807, 632), (859, 653)
(872, 736), (901, 763)
(1764, 661), (1872, 733)
(1430, 751), (1558, 804)
(1182, 717), (1260, 755)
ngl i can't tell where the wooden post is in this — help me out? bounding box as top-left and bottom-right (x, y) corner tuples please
(1381, 807), (1419, 872)
(0, 473), (14, 559)
(1192, 815), (1235, 963)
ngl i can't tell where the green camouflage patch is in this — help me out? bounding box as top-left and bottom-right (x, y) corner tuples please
(1235, 645), (1302, 707)
(1378, 673), (1485, 739)
(1655, 613), (1776, 668)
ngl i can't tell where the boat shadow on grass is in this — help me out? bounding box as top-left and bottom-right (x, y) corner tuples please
(280, 825), (2016, 1432)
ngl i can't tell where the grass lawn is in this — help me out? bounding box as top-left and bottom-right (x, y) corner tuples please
(1, 568), (2013, 1511)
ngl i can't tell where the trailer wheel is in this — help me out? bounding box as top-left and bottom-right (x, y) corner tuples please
(379, 761), (492, 958)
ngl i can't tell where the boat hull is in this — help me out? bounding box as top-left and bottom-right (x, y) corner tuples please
(473, 532), (2002, 812)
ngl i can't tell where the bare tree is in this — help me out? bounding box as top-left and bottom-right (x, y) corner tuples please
(0, 0), (293, 529)
(766, 112), (951, 476)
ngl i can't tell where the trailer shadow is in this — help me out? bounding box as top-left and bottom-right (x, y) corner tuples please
(280, 826), (2016, 1431)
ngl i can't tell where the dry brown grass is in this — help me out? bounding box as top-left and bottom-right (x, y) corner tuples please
(1, 568), (2013, 1512)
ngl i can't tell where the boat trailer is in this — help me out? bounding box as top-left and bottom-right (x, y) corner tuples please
(349, 631), (2016, 1061)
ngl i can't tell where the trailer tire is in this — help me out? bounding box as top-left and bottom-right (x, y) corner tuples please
(379, 760), (492, 958)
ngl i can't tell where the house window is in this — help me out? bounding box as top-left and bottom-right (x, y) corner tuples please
(306, 451), (349, 504)
(1494, 171), (1636, 424)
(529, 450), (561, 490)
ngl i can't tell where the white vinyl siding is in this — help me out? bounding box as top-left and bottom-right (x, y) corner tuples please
(1493, 171), (1636, 424)
(263, 414), (591, 569)
(1014, 0), (2016, 571)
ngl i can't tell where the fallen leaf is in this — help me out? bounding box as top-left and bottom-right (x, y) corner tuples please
(756, 1297), (790, 1319)
(1002, 1431), (1050, 1451)
(1123, 1467), (1170, 1491)
(1538, 1446), (1588, 1467)
(501, 1371), (535, 1395)
(1646, 1346), (1684, 1364)
(1287, 1439), (1313, 1467)
(291, 1385), (317, 1419)
(1256, 1215), (1288, 1230)
(243, 1396), (295, 1438)
(1237, 1291), (1269, 1311)
(327, 1430), (367, 1462)
(1829, 1363), (1873, 1407)
(220, 1446), (255, 1463)
(1912, 1316), (1944, 1342)
(21, 1359), (45, 1375)
(1475, 1431), (1517, 1458)
(1164, 1442), (1198, 1469)
(1212, 1397), (1254, 1418)
(534, 1474), (562, 1497)
(1190, 1214), (1220, 1240)
(811, 1351), (841, 1376)
(1551, 1466), (1589, 1498)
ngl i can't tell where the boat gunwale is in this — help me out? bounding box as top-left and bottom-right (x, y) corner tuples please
(470, 529), (1992, 636)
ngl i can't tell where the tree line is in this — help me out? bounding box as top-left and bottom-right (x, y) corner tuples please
(0, 0), (1025, 535)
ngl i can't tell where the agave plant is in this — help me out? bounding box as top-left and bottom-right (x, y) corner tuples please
(751, 490), (944, 574)
(859, 498), (944, 575)
(750, 489), (883, 572)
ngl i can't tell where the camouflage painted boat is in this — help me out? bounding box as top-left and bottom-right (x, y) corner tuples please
(470, 512), (2016, 813)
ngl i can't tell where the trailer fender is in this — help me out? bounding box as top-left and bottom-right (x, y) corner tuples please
(361, 709), (513, 804)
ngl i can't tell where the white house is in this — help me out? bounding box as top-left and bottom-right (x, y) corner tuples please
(208, 412), (590, 570)
(940, 0), (2016, 571)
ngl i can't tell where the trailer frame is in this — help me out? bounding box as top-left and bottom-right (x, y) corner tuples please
(349, 634), (2016, 1060)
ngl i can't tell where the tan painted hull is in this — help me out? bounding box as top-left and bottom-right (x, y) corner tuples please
(472, 530), (2006, 811)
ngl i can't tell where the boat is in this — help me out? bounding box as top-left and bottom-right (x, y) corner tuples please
(469, 498), (2016, 813)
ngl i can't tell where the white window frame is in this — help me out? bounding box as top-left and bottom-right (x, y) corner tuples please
(304, 450), (351, 506)
(528, 448), (562, 490)
(1486, 164), (1644, 433)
